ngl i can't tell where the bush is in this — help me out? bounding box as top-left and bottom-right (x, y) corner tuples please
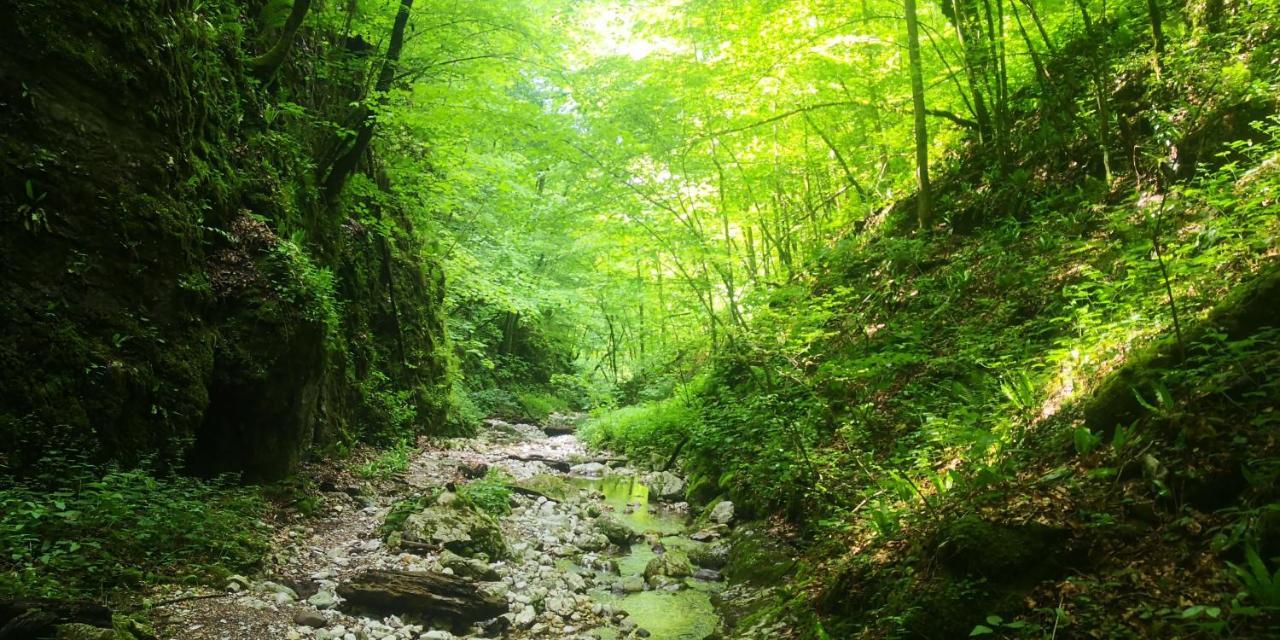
(580, 395), (698, 465)
(467, 386), (572, 423)
(515, 389), (570, 423)
(0, 468), (268, 599)
(458, 469), (514, 516)
(357, 440), (415, 481)
(468, 387), (524, 420)
(358, 370), (419, 445)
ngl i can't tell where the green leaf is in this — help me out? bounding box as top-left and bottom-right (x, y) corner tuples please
(969, 625), (994, 636)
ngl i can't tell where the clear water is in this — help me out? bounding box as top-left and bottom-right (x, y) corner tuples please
(569, 474), (687, 535)
(560, 474), (723, 640)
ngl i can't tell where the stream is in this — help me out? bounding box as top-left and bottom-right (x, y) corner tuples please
(569, 475), (723, 640)
(151, 419), (756, 640)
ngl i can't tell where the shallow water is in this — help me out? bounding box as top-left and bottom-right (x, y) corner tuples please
(589, 589), (719, 640)
(569, 474), (687, 535)
(564, 473), (723, 640)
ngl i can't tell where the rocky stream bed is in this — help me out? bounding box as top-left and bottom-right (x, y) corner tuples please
(146, 419), (793, 640)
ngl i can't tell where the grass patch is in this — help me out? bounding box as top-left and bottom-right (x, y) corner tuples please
(580, 395), (698, 465)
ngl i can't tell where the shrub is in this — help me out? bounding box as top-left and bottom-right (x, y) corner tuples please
(458, 470), (514, 516)
(580, 395), (698, 465)
(515, 389), (570, 423)
(357, 440), (415, 481)
(358, 370), (419, 445)
(0, 468), (267, 599)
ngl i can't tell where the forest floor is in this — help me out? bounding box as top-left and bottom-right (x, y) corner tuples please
(145, 420), (765, 640)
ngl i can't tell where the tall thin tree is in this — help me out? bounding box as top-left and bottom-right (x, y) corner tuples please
(905, 0), (934, 228)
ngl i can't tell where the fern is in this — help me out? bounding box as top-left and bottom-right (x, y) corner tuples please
(1227, 547), (1280, 608)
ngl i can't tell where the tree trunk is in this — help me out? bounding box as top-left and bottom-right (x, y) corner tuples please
(1146, 0), (1166, 75)
(322, 0), (413, 203)
(905, 0), (934, 229)
(248, 0), (313, 82)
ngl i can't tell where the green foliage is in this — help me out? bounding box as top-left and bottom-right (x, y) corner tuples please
(356, 440), (415, 482)
(357, 370), (419, 446)
(1228, 547), (1280, 610)
(380, 490), (441, 538)
(0, 468), (267, 599)
(1073, 427), (1103, 456)
(514, 389), (570, 423)
(270, 231), (341, 337)
(457, 470), (514, 517)
(580, 395), (699, 465)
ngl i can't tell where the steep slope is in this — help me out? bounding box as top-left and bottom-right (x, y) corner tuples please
(584, 1), (1280, 636)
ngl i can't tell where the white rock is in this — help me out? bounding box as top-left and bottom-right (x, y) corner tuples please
(709, 500), (735, 525)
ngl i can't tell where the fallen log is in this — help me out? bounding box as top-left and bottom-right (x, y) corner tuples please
(337, 570), (506, 624)
(504, 454), (626, 472)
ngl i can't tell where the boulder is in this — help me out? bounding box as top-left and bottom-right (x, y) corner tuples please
(593, 514), (639, 547)
(569, 462), (608, 478)
(54, 625), (117, 640)
(931, 516), (1068, 581)
(401, 502), (509, 560)
(292, 611), (327, 628)
(709, 501), (734, 525)
(337, 570), (507, 624)
(439, 550), (501, 581)
(646, 472), (685, 501)
(643, 549), (694, 585)
(688, 542), (730, 570)
(307, 587), (339, 610)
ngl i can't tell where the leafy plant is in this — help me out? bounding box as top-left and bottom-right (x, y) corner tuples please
(357, 440), (415, 481)
(0, 468), (267, 599)
(1073, 427), (1103, 456)
(1227, 547), (1280, 609)
(458, 469), (514, 516)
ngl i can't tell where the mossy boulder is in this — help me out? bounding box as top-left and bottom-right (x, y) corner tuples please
(897, 577), (1008, 640)
(644, 549), (694, 585)
(513, 475), (576, 502)
(400, 496), (509, 560)
(932, 516), (1068, 583)
(54, 624), (126, 640)
(594, 513), (639, 547)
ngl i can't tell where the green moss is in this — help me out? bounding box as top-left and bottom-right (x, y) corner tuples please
(723, 525), (795, 586)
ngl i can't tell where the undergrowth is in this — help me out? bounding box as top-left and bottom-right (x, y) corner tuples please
(0, 463), (267, 601)
(458, 469), (514, 516)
